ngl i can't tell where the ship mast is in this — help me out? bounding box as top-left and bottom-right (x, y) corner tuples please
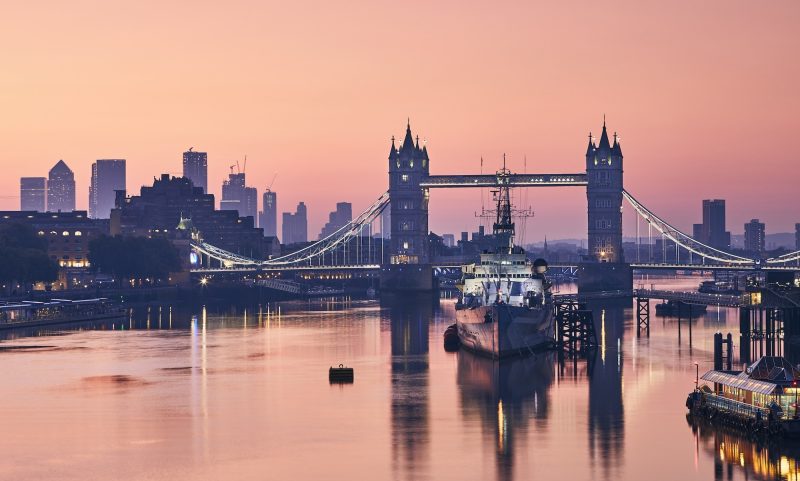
(492, 157), (515, 254)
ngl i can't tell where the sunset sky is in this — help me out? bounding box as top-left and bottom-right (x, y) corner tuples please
(0, 0), (797, 242)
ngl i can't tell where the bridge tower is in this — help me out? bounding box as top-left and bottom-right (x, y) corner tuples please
(381, 121), (433, 290)
(579, 119), (632, 292)
(586, 119), (624, 262)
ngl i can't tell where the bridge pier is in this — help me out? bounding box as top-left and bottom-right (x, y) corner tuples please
(577, 262), (633, 294)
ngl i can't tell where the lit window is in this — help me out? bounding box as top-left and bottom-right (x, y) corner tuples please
(401, 174), (409, 182)
(62, 231), (70, 236)
(403, 242), (409, 249)
(38, 231), (44, 236)
(410, 160), (414, 168)
(74, 231), (82, 236)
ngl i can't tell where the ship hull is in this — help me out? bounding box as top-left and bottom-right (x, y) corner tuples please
(456, 304), (553, 359)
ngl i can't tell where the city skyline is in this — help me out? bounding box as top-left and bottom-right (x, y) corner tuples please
(1, 1), (798, 239)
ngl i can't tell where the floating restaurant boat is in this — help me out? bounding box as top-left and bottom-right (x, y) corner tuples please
(687, 356), (800, 437)
(454, 165), (553, 358)
(0, 298), (126, 330)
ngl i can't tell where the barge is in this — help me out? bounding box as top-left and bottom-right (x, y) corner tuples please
(687, 356), (800, 437)
(0, 298), (126, 329)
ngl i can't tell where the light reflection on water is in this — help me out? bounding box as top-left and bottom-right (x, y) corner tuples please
(0, 277), (798, 480)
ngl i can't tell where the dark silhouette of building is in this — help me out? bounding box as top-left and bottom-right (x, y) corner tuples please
(387, 121), (429, 264)
(259, 190), (278, 238)
(692, 199), (730, 249)
(47, 160), (76, 213)
(182, 148), (208, 193)
(282, 202), (307, 244)
(744, 219), (766, 254)
(89, 159), (126, 219)
(319, 202), (352, 239)
(585, 120), (624, 262)
(110, 174), (266, 259)
(221, 172), (258, 221)
(20, 177), (46, 212)
(796, 223), (800, 251)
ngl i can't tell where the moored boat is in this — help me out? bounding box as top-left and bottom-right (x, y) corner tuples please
(687, 356), (800, 437)
(455, 165), (554, 359)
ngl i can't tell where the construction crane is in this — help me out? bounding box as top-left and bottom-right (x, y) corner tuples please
(266, 173), (278, 192)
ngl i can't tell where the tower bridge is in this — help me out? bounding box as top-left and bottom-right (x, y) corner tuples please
(189, 120), (800, 291)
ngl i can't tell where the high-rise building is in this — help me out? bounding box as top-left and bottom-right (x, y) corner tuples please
(692, 199), (730, 250)
(319, 202), (352, 239)
(47, 160), (76, 213)
(20, 177), (46, 212)
(89, 159), (126, 219)
(796, 223), (800, 251)
(183, 148), (208, 193)
(282, 202), (308, 245)
(259, 190), (278, 238)
(744, 219), (766, 254)
(442, 234), (455, 248)
(220, 172), (258, 221)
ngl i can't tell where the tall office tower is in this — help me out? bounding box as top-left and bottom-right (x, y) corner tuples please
(796, 223), (800, 251)
(319, 202), (352, 239)
(259, 190), (278, 238)
(282, 202), (308, 244)
(692, 199), (731, 249)
(47, 160), (76, 212)
(183, 148), (208, 193)
(89, 159), (126, 219)
(20, 177), (46, 211)
(744, 219), (766, 254)
(220, 172), (258, 220)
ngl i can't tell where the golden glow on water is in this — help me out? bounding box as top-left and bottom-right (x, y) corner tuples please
(600, 309), (606, 364)
(497, 399), (506, 453)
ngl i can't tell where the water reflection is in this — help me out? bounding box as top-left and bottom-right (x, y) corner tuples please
(387, 294), (433, 480)
(587, 301), (626, 479)
(689, 416), (800, 480)
(457, 351), (554, 480)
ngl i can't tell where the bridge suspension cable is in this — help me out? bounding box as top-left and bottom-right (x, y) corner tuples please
(765, 250), (800, 264)
(622, 190), (754, 265)
(192, 191), (390, 268)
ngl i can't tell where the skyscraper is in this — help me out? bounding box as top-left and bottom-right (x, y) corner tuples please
(259, 190), (278, 238)
(796, 223), (800, 251)
(319, 202), (352, 239)
(282, 202), (308, 244)
(47, 160), (76, 213)
(183, 148), (208, 193)
(220, 172), (257, 221)
(744, 219), (766, 254)
(692, 199), (730, 249)
(20, 177), (46, 212)
(89, 159), (126, 219)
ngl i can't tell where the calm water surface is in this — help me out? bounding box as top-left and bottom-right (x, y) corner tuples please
(1, 276), (797, 481)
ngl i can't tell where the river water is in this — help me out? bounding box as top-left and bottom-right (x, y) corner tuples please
(0, 276), (796, 481)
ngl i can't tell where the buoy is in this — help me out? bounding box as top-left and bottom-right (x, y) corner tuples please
(329, 364), (354, 383)
(443, 324), (460, 352)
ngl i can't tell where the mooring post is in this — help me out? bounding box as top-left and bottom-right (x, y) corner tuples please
(739, 307), (751, 364)
(713, 333), (723, 371)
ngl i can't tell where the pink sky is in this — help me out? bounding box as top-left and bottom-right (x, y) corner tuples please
(1, 1), (798, 241)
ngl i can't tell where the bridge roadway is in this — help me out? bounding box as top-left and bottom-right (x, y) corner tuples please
(191, 262), (799, 275)
(420, 173), (587, 188)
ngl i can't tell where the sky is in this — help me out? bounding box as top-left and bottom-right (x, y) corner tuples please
(0, 0), (798, 242)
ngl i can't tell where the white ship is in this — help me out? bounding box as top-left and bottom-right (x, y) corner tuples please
(455, 165), (554, 358)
